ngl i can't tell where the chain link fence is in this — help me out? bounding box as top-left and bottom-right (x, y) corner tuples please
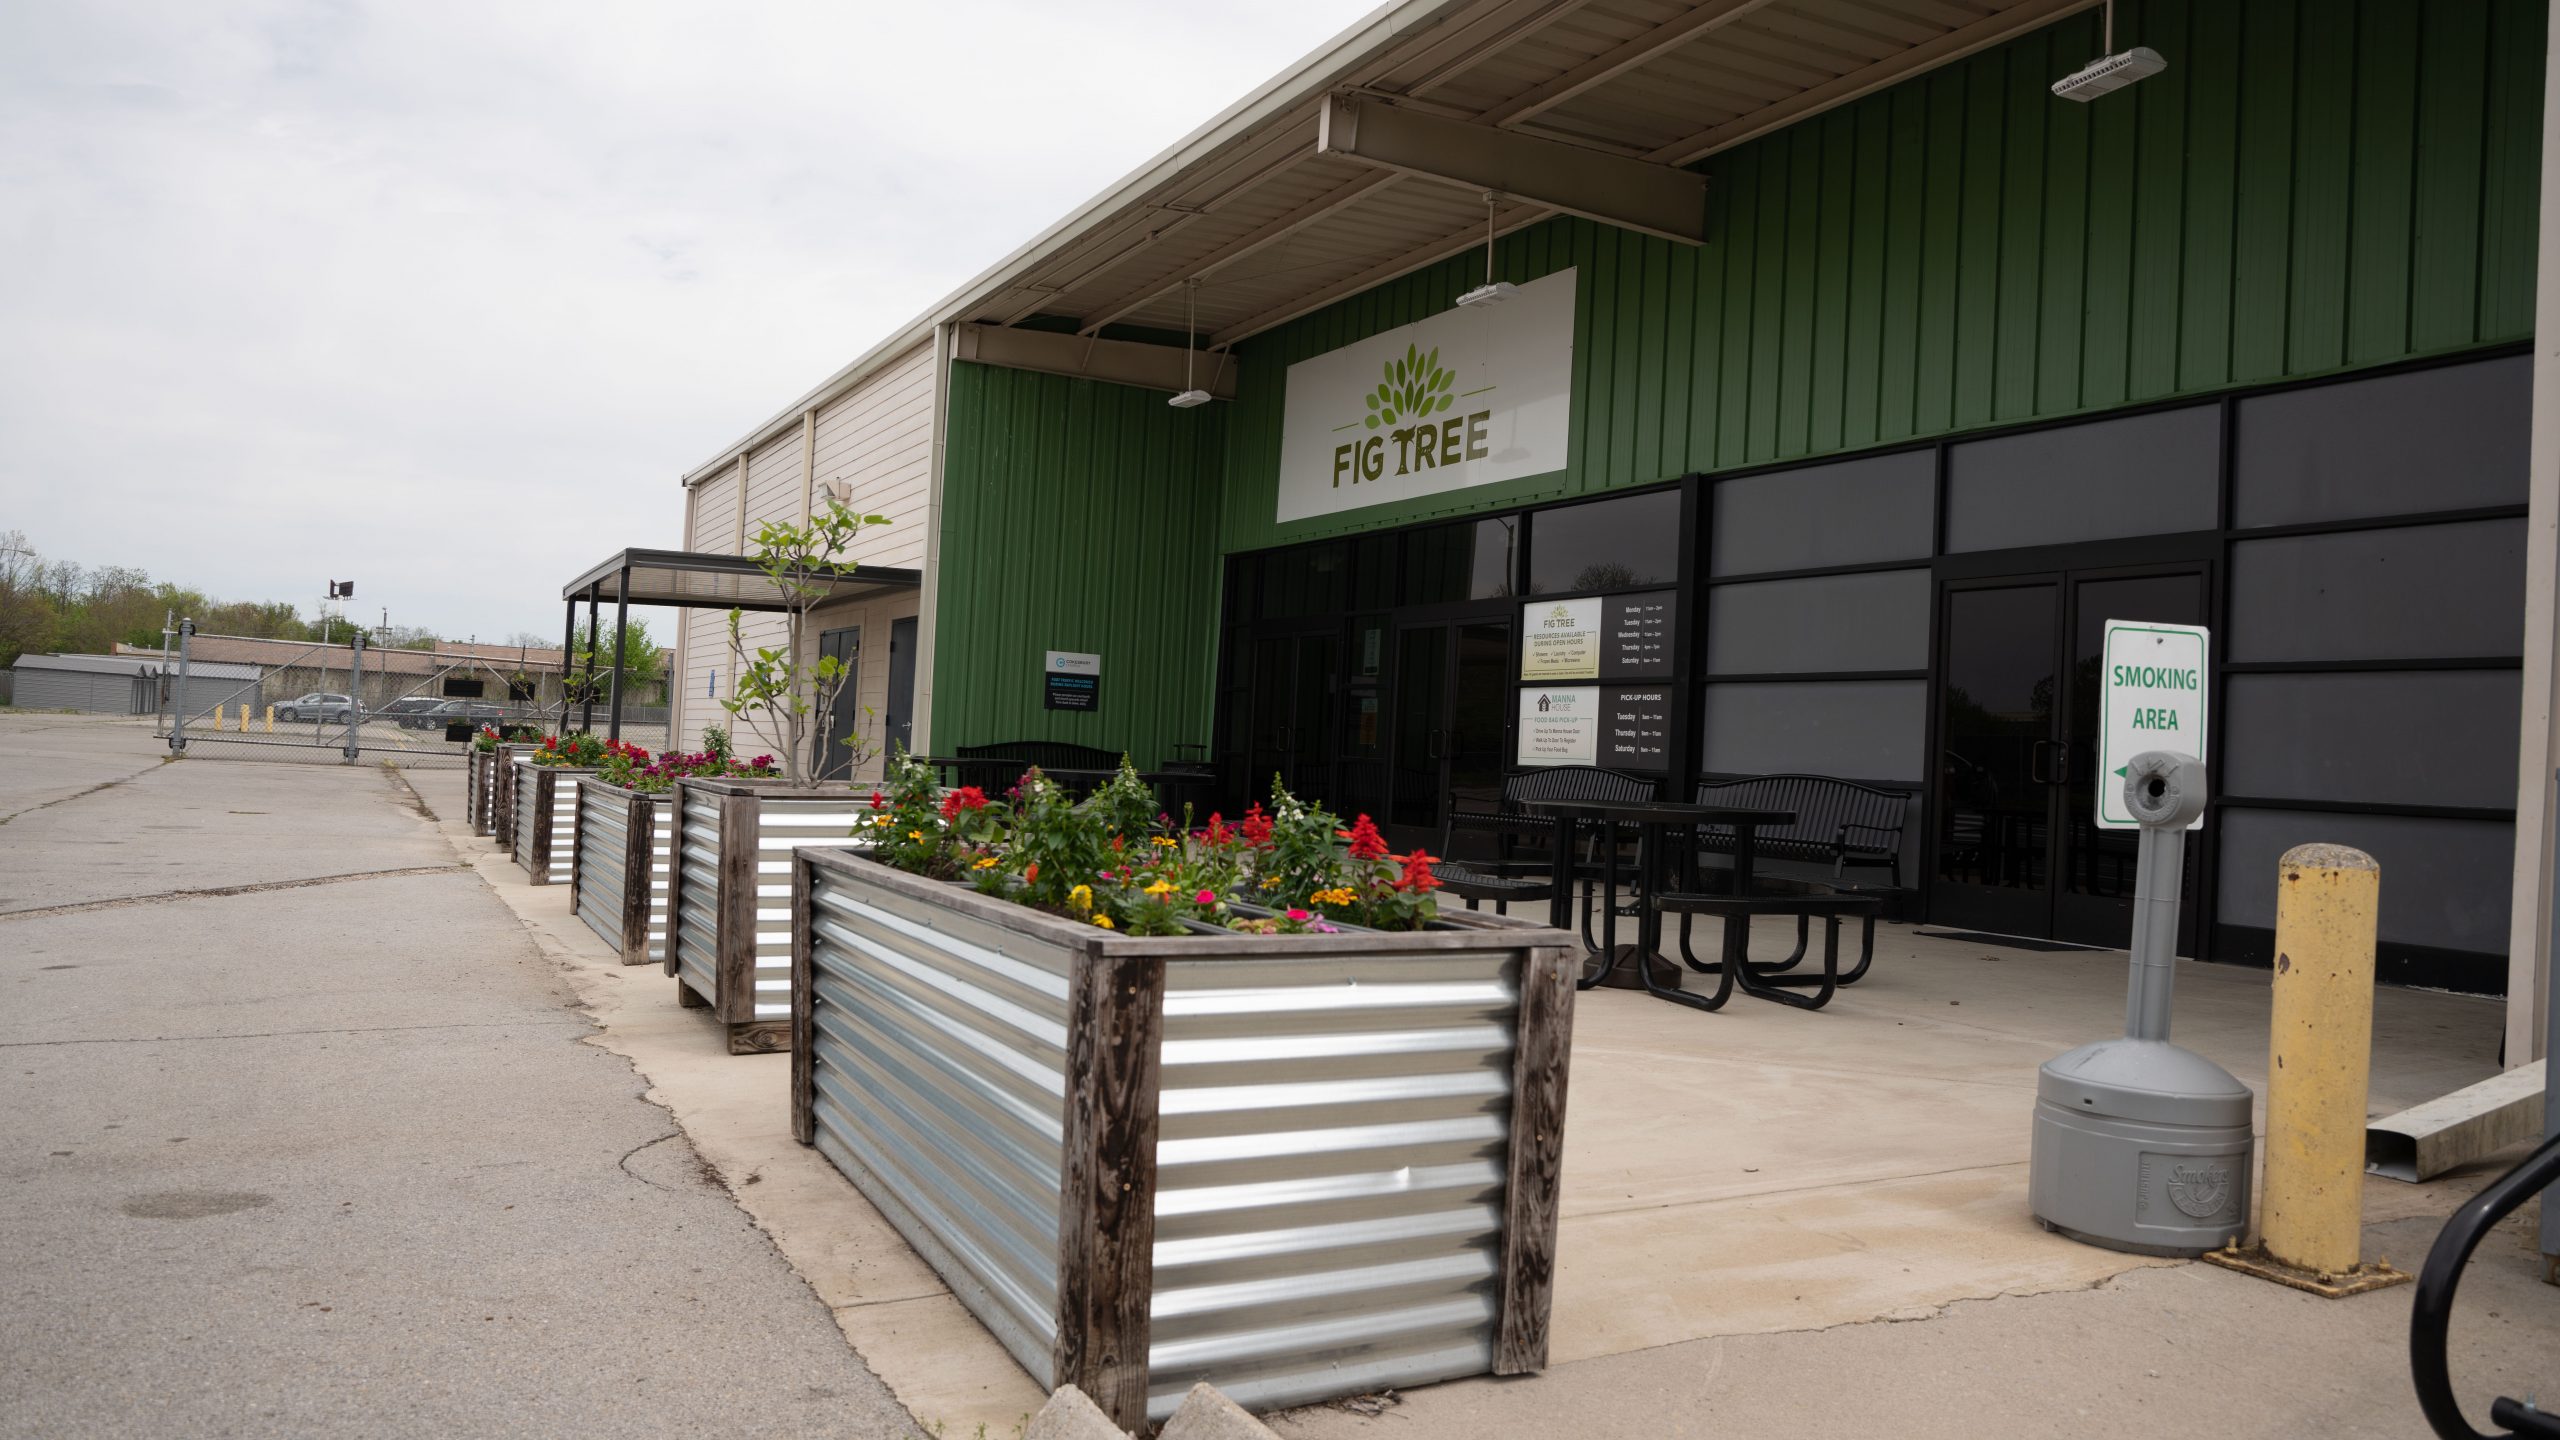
(149, 624), (670, 767)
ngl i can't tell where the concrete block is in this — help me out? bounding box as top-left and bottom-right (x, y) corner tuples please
(1159, 1383), (1278, 1440)
(1024, 1385), (1132, 1440)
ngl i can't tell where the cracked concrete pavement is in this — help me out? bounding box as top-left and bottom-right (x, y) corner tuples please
(0, 715), (924, 1438)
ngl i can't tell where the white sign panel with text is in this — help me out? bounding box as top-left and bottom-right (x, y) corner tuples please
(1274, 268), (1576, 524)
(2095, 620), (2210, 831)
(1517, 685), (1599, 767)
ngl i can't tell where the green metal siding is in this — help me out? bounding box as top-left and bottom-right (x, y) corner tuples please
(1219, 0), (2545, 553)
(932, 361), (1225, 768)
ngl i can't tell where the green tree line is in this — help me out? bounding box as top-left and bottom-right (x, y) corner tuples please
(0, 530), (327, 667)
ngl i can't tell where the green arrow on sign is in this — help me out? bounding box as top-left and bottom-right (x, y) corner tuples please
(2112, 765), (2128, 778)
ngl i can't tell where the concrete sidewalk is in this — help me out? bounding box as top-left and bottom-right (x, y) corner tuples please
(0, 716), (922, 1438)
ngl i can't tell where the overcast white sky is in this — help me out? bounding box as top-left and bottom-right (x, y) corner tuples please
(0, 1), (1382, 645)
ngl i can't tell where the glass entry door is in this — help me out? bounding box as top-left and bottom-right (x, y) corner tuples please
(1246, 630), (1340, 805)
(1932, 563), (2208, 948)
(816, 626), (860, 780)
(1385, 620), (1509, 850)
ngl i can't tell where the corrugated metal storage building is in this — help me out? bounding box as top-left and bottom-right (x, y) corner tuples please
(10, 653), (264, 716)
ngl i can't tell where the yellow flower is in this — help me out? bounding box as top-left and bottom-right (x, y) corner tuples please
(1151, 836), (1178, 848)
(1143, 879), (1174, 898)
(971, 856), (999, 870)
(1311, 887), (1356, 907)
(1259, 876), (1280, 890)
(1068, 885), (1093, 911)
(907, 830), (924, 841)
(1091, 914), (1115, 929)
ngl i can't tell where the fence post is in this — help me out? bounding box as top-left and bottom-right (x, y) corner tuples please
(343, 633), (364, 764)
(169, 620), (193, 754)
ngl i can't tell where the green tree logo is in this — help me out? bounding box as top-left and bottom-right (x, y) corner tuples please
(1364, 343), (1455, 431)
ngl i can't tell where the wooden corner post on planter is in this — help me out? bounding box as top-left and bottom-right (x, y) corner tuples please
(788, 845), (1578, 1431)
(668, 776), (869, 1054)
(570, 778), (672, 965)
(490, 742), (532, 850)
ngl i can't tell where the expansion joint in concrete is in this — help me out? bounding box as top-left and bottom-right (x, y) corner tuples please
(0, 862), (467, 921)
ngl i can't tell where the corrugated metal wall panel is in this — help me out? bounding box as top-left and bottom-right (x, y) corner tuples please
(1213, 0), (2547, 553)
(673, 790), (723, 1003)
(1145, 948), (1518, 1420)
(743, 795), (870, 1018)
(574, 785), (629, 954)
(812, 339), (937, 569)
(803, 862), (1071, 1386)
(932, 362), (1226, 769)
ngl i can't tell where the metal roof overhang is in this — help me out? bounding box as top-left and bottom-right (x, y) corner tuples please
(561, 548), (923, 612)
(680, 0), (2101, 486)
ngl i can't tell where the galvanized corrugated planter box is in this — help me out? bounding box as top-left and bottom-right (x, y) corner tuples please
(568, 779), (672, 966)
(490, 743), (535, 850)
(510, 761), (592, 885)
(466, 745), (505, 837)
(789, 846), (1577, 1431)
(666, 777), (872, 1054)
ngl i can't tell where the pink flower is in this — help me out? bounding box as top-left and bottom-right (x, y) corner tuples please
(1285, 908), (1312, 922)
(1194, 889), (1215, 905)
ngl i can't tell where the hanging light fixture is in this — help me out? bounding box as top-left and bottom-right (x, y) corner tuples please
(1168, 278), (1213, 408)
(2053, 0), (2164, 101)
(1455, 192), (1518, 309)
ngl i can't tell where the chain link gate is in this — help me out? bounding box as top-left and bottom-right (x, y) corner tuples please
(151, 621), (671, 767)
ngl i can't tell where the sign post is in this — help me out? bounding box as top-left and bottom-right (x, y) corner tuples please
(2096, 620), (2211, 830)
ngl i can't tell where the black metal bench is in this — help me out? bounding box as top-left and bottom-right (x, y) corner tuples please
(1436, 766), (1660, 918)
(941, 741), (1127, 796)
(1689, 774), (1910, 886)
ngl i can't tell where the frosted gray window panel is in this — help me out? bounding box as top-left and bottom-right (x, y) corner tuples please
(2215, 809), (2513, 953)
(1710, 450), (1934, 575)
(2223, 671), (2521, 811)
(1944, 405), (2218, 552)
(1699, 680), (1925, 780)
(1527, 489), (1681, 594)
(2233, 355), (2530, 528)
(2227, 519), (2525, 662)
(1706, 569), (1930, 675)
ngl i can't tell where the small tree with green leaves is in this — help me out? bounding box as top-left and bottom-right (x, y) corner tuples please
(722, 495), (891, 786)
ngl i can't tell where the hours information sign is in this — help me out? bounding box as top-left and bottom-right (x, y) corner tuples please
(2095, 620), (2208, 831)
(1601, 591), (1675, 678)
(1601, 688), (1672, 770)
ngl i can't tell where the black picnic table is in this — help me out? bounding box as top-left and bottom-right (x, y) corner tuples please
(1515, 797), (1795, 1010)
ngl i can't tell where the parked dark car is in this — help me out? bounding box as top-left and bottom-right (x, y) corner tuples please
(377, 697), (447, 725)
(276, 692), (352, 723)
(412, 699), (503, 731)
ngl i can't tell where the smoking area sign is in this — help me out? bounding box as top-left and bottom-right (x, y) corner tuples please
(2096, 620), (2208, 830)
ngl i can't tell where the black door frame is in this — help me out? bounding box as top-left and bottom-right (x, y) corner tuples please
(1922, 532), (2222, 948)
(1379, 609), (1514, 849)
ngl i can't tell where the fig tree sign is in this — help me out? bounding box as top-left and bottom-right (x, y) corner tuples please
(1274, 269), (1576, 524)
(2096, 620), (2209, 831)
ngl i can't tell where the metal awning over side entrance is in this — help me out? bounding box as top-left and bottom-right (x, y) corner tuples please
(554, 548), (922, 742)
(560, 547), (922, 611)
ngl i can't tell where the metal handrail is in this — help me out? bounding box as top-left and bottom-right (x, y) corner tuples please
(2410, 1130), (2560, 1439)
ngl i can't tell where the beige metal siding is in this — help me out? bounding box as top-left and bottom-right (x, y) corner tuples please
(811, 339), (936, 569)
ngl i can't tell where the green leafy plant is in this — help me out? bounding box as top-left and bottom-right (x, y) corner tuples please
(722, 494), (891, 786)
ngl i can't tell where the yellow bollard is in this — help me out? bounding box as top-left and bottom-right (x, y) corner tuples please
(238, 703), (249, 731)
(2208, 842), (2410, 1296)
(264, 706), (274, 733)
(213, 706), (226, 732)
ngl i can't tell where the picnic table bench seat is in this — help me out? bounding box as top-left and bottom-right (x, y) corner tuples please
(1436, 766), (1661, 917)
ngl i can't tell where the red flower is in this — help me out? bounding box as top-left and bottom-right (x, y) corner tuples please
(869, 791), (885, 810)
(1024, 862), (1039, 885)
(1340, 814), (1390, 861)
(1393, 849), (1442, 893)
(1240, 803), (1273, 848)
(1204, 812), (1232, 845)
(939, 785), (989, 821)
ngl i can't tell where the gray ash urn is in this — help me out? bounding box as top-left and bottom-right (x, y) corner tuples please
(2029, 751), (2255, 1258)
